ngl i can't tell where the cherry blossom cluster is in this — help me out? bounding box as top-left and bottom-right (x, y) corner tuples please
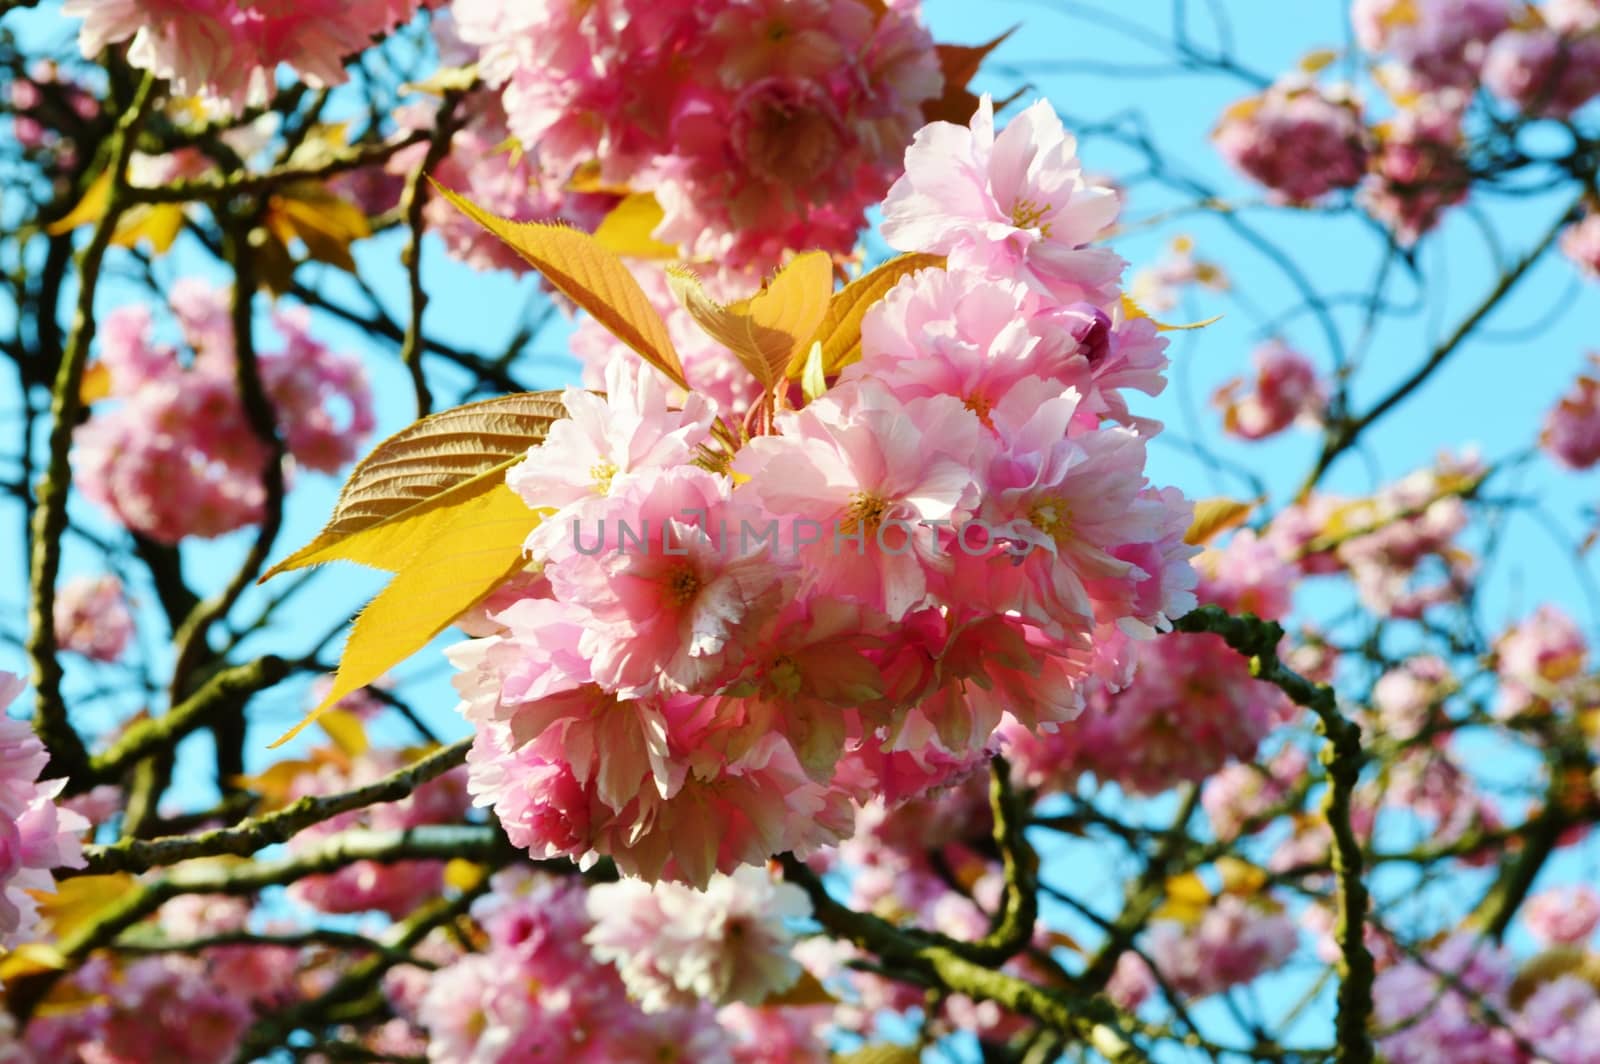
(1264, 452), (1481, 618)
(1212, 340), (1328, 441)
(1543, 355), (1600, 470)
(408, 866), (831, 1062)
(61, 0), (439, 108)
(0, 674), (89, 959)
(73, 280), (375, 543)
(1212, 0), (1600, 243)
(450, 96), (1198, 886)
(51, 574), (135, 663)
(999, 528), (1294, 795)
(451, 0), (943, 270)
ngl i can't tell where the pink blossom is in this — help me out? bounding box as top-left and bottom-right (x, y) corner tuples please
(1202, 746), (1311, 840)
(52, 574), (135, 662)
(509, 357), (715, 520)
(881, 95), (1125, 304)
(1145, 895), (1298, 998)
(0, 674), (89, 954)
(586, 866), (810, 1011)
(1524, 885), (1600, 947)
(1542, 355), (1600, 469)
(1213, 79), (1367, 204)
(1495, 604), (1588, 717)
(1359, 95), (1471, 244)
(1372, 934), (1521, 1064)
(1351, 0), (1511, 90)
(1483, 28), (1600, 118)
(732, 383), (982, 621)
(1193, 529), (1296, 621)
(1213, 340), (1327, 440)
(1371, 654), (1453, 739)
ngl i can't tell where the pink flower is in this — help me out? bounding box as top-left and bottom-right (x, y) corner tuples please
(1193, 529), (1297, 621)
(541, 468), (785, 699)
(733, 383), (982, 621)
(1351, 0), (1511, 90)
(1213, 80), (1367, 204)
(1483, 28), (1600, 118)
(52, 574), (135, 662)
(1495, 605), (1589, 717)
(1373, 934), (1520, 1064)
(881, 96), (1125, 304)
(1542, 355), (1600, 469)
(1524, 885), (1600, 947)
(1370, 654), (1453, 739)
(1359, 95), (1471, 245)
(0, 674), (89, 954)
(585, 866), (811, 1011)
(509, 357), (715, 520)
(1145, 895), (1298, 998)
(1202, 746), (1310, 840)
(1213, 340), (1327, 440)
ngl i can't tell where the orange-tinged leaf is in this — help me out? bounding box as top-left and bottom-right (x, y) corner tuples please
(46, 170), (112, 235)
(760, 970), (838, 1007)
(668, 251), (834, 390)
(231, 756), (328, 809)
(265, 183), (372, 273)
(592, 192), (678, 259)
(922, 28), (1016, 125)
(1185, 497), (1255, 546)
(318, 709), (369, 758)
(79, 361), (112, 404)
(795, 253), (943, 379)
(433, 180), (687, 389)
(263, 392), (565, 579)
(32, 874), (136, 942)
(270, 483), (539, 748)
(565, 161), (634, 196)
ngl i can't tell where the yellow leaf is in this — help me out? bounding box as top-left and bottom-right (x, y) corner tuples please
(1121, 294), (1223, 332)
(1185, 497), (1255, 546)
(444, 859), (485, 891)
(1152, 870), (1212, 926)
(667, 251), (834, 390)
(1217, 857), (1268, 897)
(1298, 48), (1339, 74)
(760, 969), (838, 1008)
(263, 391), (565, 579)
(32, 874), (136, 942)
(270, 483), (538, 748)
(231, 756), (328, 809)
(433, 180), (688, 389)
(112, 204), (185, 254)
(46, 170), (113, 235)
(403, 63), (480, 97)
(265, 183), (372, 273)
(79, 361), (112, 404)
(833, 1045), (920, 1064)
(565, 161), (634, 196)
(592, 192), (678, 259)
(797, 252), (943, 378)
(800, 340), (828, 403)
(318, 709), (368, 758)
(0, 943), (67, 982)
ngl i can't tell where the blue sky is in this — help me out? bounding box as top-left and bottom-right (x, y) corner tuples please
(6, 1), (1600, 1055)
